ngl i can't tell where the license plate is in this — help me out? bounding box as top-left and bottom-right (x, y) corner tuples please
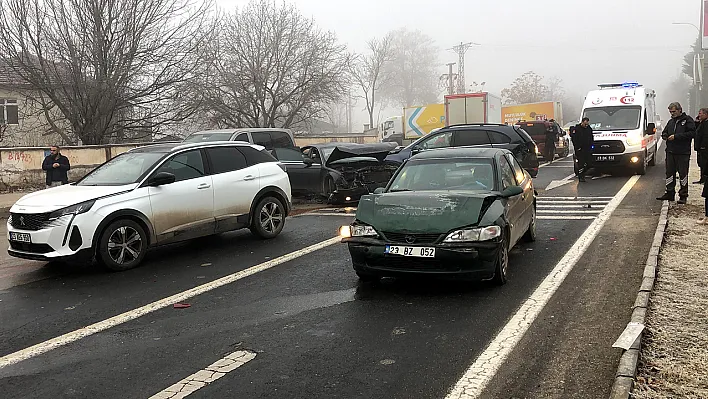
(9, 232), (31, 243)
(595, 155), (615, 162)
(385, 245), (436, 258)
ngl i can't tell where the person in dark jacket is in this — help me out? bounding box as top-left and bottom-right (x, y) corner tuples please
(657, 102), (696, 204)
(42, 145), (71, 188)
(571, 117), (594, 182)
(695, 108), (708, 184)
(544, 119), (559, 163)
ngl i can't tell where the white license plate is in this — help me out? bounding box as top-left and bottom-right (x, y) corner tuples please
(9, 232), (31, 243)
(595, 155), (615, 162)
(385, 245), (436, 258)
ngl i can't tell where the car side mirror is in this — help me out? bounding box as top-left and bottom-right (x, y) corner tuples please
(303, 157), (314, 166)
(646, 122), (656, 134)
(373, 187), (386, 194)
(148, 172), (176, 187)
(411, 146), (422, 155)
(501, 186), (523, 198)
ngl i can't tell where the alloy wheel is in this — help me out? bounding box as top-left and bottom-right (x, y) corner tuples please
(260, 201), (284, 233)
(107, 226), (142, 265)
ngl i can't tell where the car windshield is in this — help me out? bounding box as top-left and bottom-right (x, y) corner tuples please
(77, 152), (164, 186)
(183, 132), (233, 143)
(584, 106), (641, 131)
(388, 158), (496, 192)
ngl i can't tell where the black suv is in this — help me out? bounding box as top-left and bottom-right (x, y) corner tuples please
(385, 124), (540, 177)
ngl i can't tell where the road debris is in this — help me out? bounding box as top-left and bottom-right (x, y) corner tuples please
(173, 303), (191, 309)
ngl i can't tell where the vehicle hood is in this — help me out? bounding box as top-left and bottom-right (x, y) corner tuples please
(326, 143), (398, 166)
(355, 191), (498, 233)
(12, 184), (138, 211)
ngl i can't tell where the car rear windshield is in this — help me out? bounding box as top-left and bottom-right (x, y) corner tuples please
(182, 133), (233, 143)
(516, 123), (549, 136)
(389, 158), (497, 192)
(77, 152), (165, 186)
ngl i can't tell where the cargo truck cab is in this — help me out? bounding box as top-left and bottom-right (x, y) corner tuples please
(578, 82), (658, 175)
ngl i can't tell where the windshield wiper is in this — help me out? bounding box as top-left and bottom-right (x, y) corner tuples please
(389, 188), (411, 192)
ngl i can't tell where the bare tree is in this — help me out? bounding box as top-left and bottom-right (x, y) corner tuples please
(547, 76), (566, 102)
(0, 0), (216, 145)
(350, 34), (393, 128)
(501, 71), (549, 105)
(380, 28), (440, 107)
(195, 0), (351, 130)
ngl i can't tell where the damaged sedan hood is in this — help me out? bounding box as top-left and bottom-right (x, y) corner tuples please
(325, 143), (398, 166)
(355, 191), (497, 234)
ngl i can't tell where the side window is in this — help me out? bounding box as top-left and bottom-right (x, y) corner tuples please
(272, 147), (306, 162)
(269, 131), (294, 148)
(234, 133), (249, 142)
(155, 150), (206, 182)
(453, 130), (491, 147)
(206, 147), (248, 174)
(0, 99), (19, 125)
(239, 146), (277, 165)
(499, 157), (516, 189)
(488, 131), (512, 144)
(506, 154), (525, 184)
(251, 132), (273, 149)
(419, 131), (453, 150)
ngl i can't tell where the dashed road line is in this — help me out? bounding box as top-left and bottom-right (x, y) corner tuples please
(149, 350), (256, 399)
(444, 175), (641, 399)
(0, 237), (341, 369)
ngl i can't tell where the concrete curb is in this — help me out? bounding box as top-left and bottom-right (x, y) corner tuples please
(608, 199), (670, 399)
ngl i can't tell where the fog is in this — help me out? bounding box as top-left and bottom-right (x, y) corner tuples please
(218, 0), (700, 129)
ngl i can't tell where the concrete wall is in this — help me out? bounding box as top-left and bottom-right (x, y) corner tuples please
(0, 134), (380, 190)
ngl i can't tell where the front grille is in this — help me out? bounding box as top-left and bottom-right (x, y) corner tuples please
(381, 232), (444, 245)
(366, 256), (461, 272)
(9, 242), (54, 254)
(9, 213), (52, 231)
(593, 140), (625, 154)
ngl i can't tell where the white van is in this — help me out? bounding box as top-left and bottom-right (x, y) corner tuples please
(579, 82), (659, 175)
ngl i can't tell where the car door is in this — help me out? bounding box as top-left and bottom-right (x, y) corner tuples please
(451, 129), (493, 148)
(272, 147), (320, 195)
(498, 155), (527, 245)
(506, 153), (534, 237)
(148, 149), (215, 244)
(205, 146), (262, 233)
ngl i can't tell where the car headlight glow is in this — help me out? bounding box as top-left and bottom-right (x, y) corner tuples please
(340, 224), (377, 238)
(444, 226), (502, 242)
(49, 200), (96, 220)
(626, 136), (643, 146)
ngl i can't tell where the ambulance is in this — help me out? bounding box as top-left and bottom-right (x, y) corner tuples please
(579, 82), (659, 175)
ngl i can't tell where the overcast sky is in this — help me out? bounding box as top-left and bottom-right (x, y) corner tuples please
(218, 0), (703, 129)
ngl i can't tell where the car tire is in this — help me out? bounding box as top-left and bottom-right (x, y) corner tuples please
(323, 176), (335, 198)
(98, 219), (148, 272)
(492, 233), (509, 286)
(635, 153), (647, 175)
(356, 270), (381, 282)
(648, 146), (656, 166)
(250, 196), (286, 239)
(562, 146), (570, 158)
(523, 204), (537, 242)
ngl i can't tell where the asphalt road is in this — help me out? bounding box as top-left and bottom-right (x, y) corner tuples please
(0, 152), (667, 399)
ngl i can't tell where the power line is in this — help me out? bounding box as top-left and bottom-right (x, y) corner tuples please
(448, 42), (480, 94)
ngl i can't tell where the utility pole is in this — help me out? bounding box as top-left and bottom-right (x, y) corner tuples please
(441, 62), (456, 95)
(346, 90), (352, 133)
(449, 41), (480, 95)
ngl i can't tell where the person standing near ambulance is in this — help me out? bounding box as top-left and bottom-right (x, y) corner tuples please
(656, 102), (695, 205)
(571, 117), (594, 182)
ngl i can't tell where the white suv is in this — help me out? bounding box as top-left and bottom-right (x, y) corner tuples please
(7, 141), (292, 271)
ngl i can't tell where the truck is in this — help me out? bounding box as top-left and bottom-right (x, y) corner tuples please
(501, 101), (564, 125)
(444, 92), (503, 126)
(403, 103), (445, 140)
(380, 115), (403, 143)
(578, 81), (659, 175)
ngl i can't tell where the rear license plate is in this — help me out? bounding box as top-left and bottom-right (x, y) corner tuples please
(385, 245), (435, 258)
(595, 155), (615, 162)
(9, 232), (31, 243)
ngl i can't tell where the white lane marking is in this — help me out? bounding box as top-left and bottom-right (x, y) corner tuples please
(544, 172), (577, 191)
(537, 210), (601, 214)
(538, 200), (610, 204)
(539, 196), (614, 200)
(538, 165), (572, 168)
(538, 155), (572, 168)
(0, 237), (341, 369)
(445, 175), (640, 399)
(537, 205), (606, 209)
(295, 213), (356, 217)
(149, 350), (256, 399)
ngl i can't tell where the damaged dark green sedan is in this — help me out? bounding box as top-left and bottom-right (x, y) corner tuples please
(340, 148), (537, 285)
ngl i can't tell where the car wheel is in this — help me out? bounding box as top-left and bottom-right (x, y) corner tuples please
(562, 145), (570, 158)
(356, 270), (381, 282)
(323, 176), (335, 198)
(250, 196), (286, 239)
(648, 146), (656, 166)
(98, 219), (147, 271)
(635, 153), (647, 175)
(492, 233), (509, 286)
(523, 204), (537, 242)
